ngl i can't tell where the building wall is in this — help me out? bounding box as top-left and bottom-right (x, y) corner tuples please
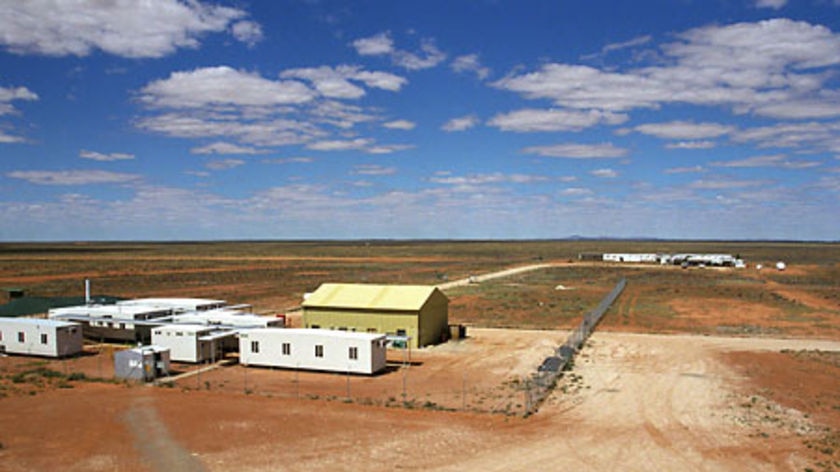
(0, 319), (83, 357)
(152, 327), (214, 363)
(417, 289), (449, 347)
(303, 309), (421, 348)
(239, 328), (387, 375)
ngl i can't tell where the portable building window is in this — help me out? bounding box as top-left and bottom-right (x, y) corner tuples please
(18, 332), (24, 343)
(251, 341), (260, 353)
(282, 342), (291, 355)
(315, 345), (324, 358)
(40, 333), (48, 344)
(349, 346), (358, 360)
(0, 331), (3, 341)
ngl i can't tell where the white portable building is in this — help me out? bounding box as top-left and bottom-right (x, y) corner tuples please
(603, 253), (659, 263)
(118, 298), (227, 313)
(0, 318), (83, 358)
(172, 310), (284, 328)
(239, 328), (388, 375)
(151, 324), (235, 363)
(49, 304), (171, 342)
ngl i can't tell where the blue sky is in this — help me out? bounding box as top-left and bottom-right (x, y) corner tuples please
(1, 0), (840, 241)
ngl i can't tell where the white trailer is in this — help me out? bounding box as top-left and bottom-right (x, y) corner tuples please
(172, 310), (284, 328)
(49, 304), (172, 342)
(0, 318), (83, 358)
(239, 328), (388, 375)
(118, 298), (227, 313)
(151, 324), (235, 363)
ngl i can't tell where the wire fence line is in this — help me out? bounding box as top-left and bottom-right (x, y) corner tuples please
(523, 277), (627, 416)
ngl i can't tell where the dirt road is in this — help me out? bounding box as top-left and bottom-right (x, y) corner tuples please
(437, 262), (560, 290)
(3, 330), (838, 471)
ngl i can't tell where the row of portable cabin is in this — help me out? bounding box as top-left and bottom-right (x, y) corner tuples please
(581, 253), (745, 267)
(1, 315), (389, 376)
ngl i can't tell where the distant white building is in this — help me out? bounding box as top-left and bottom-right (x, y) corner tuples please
(0, 318), (83, 358)
(603, 253), (659, 263)
(151, 324), (236, 363)
(239, 328), (388, 375)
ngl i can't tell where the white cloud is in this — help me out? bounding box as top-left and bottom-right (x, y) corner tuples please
(0, 85), (38, 114)
(306, 138), (373, 151)
(591, 168), (618, 178)
(488, 108), (628, 132)
(441, 115), (479, 132)
(383, 119), (416, 130)
(392, 39), (446, 70)
(353, 164), (396, 176)
(191, 142), (269, 155)
(354, 33), (446, 70)
(206, 159), (245, 170)
(494, 19), (840, 119)
(231, 20), (263, 47)
(560, 187), (593, 197)
(451, 54), (490, 80)
(79, 150), (135, 161)
(664, 165), (705, 174)
(521, 142), (628, 159)
(688, 178), (767, 190)
(366, 144), (414, 154)
(7, 170), (140, 185)
(430, 173), (547, 186)
(262, 157), (314, 164)
(351, 32), (394, 56)
(601, 35), (652, 54)
(755, 0), (787, 9)
(0, 0), (257, 58)
(0, 85), (38, 142)
(634, 121), (734, 140)
(665, 141), (716, 150)
(732, 121), (840, 153)
(138, 66), (315, 108)
(710, 154), (821, 169)
(280, 65), (407, 99)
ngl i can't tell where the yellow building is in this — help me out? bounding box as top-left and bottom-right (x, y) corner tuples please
(302, 283), (449, 348)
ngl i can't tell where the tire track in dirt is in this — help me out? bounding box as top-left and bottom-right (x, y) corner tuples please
(122, 395), (204, 472)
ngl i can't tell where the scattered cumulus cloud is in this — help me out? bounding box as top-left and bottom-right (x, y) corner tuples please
(191, 142), (269, 155)
(494, 19), (840, 119)
(382, 119), (416, 130)
(262, 157), (314, 164)
(206, 159), (245, 170)
(521, 142), (628, 159)
(231, 20), (263, 47)
(353, 164), (396, 175)
(489, 108), (628, 133)
(352, 32), (446, 70)
(306, 138), (372, 151)
(451, 54), (491, 80)
(351, 32), (394, 56)
(7, 170), (140, 185)
(138, 66), (315, 108)
(441, 115), (479, 132)
(755, 0), (787, 9)
(665, 165), (706, 174)
(0, 85), (38, 143)
(591, 168), (619, 178)
(634, 121), (734, 140)
(665, 141), (717, 150)
(710, 154), (821, 169)
(0, 0), (259, 58)
(280, 65), (407, 99)
(79, 150), (135, 161)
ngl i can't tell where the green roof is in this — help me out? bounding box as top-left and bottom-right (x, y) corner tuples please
(302, 283), (445, 311)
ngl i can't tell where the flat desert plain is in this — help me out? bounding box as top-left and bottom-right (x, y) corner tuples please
(0, 241), (839, 471)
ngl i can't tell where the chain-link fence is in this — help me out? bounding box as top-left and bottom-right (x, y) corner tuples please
(523, 277), (626, 416)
